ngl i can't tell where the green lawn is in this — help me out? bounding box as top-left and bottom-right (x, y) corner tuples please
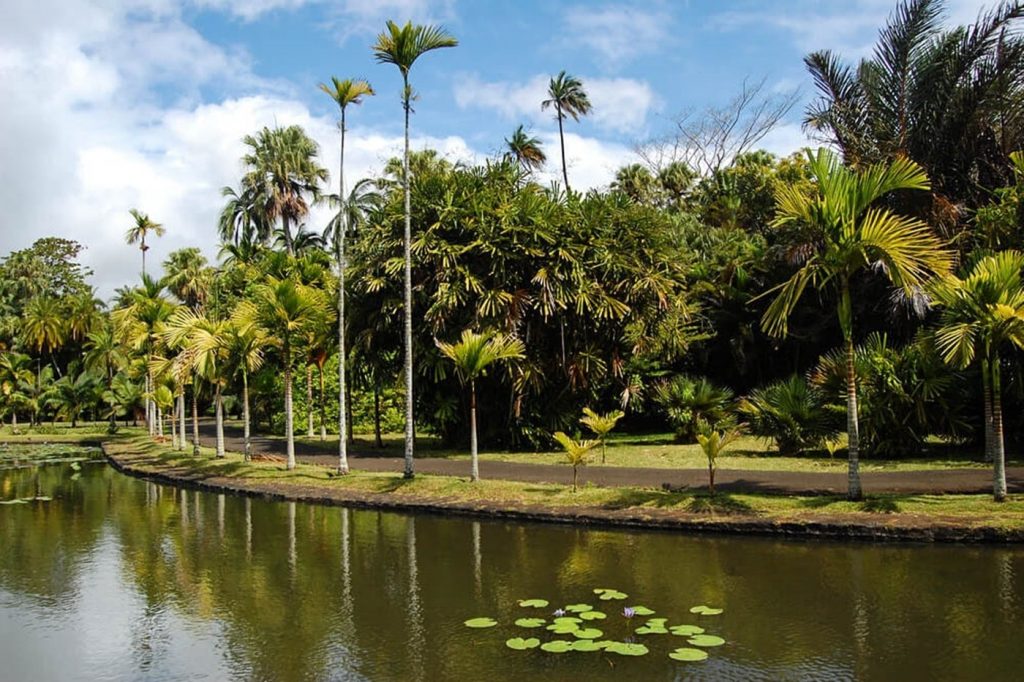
(0, 422), (143, 444)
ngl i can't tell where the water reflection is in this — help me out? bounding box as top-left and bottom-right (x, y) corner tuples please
(1, 462), (1023, 681)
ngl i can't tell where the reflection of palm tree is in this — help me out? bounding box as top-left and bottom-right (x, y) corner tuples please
(321, 77), (375, 473)
(760, 149), (952, 500)
(373, 20), (458, 479)
(125, 209), (165, 276)
(542, 71), (591, 190)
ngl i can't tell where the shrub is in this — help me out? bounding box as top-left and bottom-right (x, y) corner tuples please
(652, 375), (734, 443)
(738, 375), (842, 455)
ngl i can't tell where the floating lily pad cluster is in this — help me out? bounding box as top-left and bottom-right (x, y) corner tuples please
(464, 589), (727, 663)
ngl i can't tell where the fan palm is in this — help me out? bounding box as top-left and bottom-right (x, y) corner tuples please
(125, 209), (165, 276)
(436, 329), (524, 481)
(47, 370), (100, 428)
(931, 251), (1024, 501)
(579, 407), (625, 464)
(760, 148), (953, 499)
(320, 77), (374, 473)
(542, 71), (592, 190)
(373, 19), (458, 478)
(505, 125), (546, 173)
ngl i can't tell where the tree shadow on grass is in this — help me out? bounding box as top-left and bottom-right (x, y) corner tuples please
(798, 494), (904, 513)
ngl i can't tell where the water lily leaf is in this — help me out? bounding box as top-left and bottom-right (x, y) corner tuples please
(579, 611), (606, 621)
(598, 590), (628, 601)
(669, 647), (708, 662)
(518, 599), (549, 608)
(540, 640), (573, 653)
(635, 626), (668, 635)
(572, 628), (603, 640)
(689, 605), (723, 616)
(505, 637), (540, 650)
(514, 618), (546, 628)
(592, 588), (615, 594)
(565, 603), (592, 613)
(645, 618), (668, 627)
(604, 642), (649, 656)
(669, 625), (705, 636)
(687, 635), (726, 647)
(70, 462), (81, 471)
(463, 617), (497, 628)
(570, 640), (602, 652)
(628, 606), (655, 616)
(552, 616), (581, 625)
(69, 473), (81, 481)
(546, 623), (579, 634)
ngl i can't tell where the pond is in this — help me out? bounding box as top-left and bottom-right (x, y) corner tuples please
(1, 448), (1022, 681)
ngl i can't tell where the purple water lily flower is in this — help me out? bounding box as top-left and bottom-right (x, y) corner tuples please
(622, 607), (636, 619)
(553, 608), (566, 617)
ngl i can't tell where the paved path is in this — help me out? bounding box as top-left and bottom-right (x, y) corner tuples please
(194, 421), (1023, 496)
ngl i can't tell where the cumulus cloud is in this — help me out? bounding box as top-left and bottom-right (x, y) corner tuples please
(561, 3), (672, 68)
(453, 73), (658, 135)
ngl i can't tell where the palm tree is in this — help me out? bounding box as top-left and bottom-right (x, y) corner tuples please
(240, 275), (328, 469)
(46, 369), (100, 427)
(227, 312), (267, 461)
(931, 251), (1024, 501)
(240, 125), (328, 256)
(436, 329), (524, 482)
(219, 185), (272, 248)
(0, 351), (33, 426)
(125, 209), (165, 276)
(188, 315), (233, 458)
(696, 428), (742, 496)
(552, 431), (597, 492)
(542, 71), (592, 190)
(373, 19), (458, 479)
(760, 148), (953, 499)
(84, 324), (127, 432)
(580, 407), (624, 464)
(22, 297), (66, 364)
(505, 125), (546, 173)
(162, 248), (213, 309)
(320, 76), (375, 473)
(65, 290), (103, 343)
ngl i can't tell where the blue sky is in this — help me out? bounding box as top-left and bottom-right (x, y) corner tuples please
(0, 0), (992, 295)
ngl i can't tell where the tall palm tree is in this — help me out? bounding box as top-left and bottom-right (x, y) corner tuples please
(84, 324), (126, 432)
(436, 329), (524, 482)
(188, 315), (233, 459)
(125, 209), (165, 276)
(240, 275), (328, 469)
(162, 248), (213, 309)
(542, 71), (592, 190)
(240, 126), (328, 256)
(219, 185), (272, 248)
(22, 297), (66, 363)
(65, 290), (103, 343)
(227, 312), (267, 461)
(931, 251), (1024, 501)
(373, 19), (458, 478)
(505, 125), (546, 173)
(760, 148), (953, 499)
(321, 76), (375, 474)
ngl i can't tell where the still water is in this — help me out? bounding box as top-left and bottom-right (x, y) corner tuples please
(1, 453), (1022, 681)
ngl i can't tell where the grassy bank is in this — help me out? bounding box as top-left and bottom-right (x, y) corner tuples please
(103, 436), (1024, 538)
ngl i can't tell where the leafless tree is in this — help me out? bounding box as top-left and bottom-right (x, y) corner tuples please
(636, 78), (799, 176)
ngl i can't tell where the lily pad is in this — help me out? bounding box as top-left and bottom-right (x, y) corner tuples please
(540, 640), (573, 653)
(687, 634), (726, 647)
(565, 603), (593, 613)
(518, 599), (549, 608)
(570, 639), (603, 652)
(669, 625), (705, 636)
(635, 626), (668, 635)
(579, 610), (606, 621)
(33, 496), (52, 502)
(546, 623), (579, 634)
(69, 473), (81, 481)
(592, 588), (615, 594)
(628, 606), (655, 616)
(604, 642), (649, 657)
(669, 647), (709, 662)
(69, 461), (81, 471)
(598, 590), (628, 601)
(645, 618), (668, 627)
(514, 618), (546, 628)
(505, 637), (540, 650)
(689, 605), (724, 616)
(552, 616), (582, 625)
(572, 627), (603, 640)
(464, 617), (498, 628)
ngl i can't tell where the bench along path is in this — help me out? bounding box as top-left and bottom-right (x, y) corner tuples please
(196, 421), (1024, 496)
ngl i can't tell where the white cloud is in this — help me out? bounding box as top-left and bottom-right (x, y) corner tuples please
(562, 3), (672, 68)
(453, 73), (658, 135)
(323, 0), (458, 42)
(534, 132), (637, 191)
(193, 0), (313, 22)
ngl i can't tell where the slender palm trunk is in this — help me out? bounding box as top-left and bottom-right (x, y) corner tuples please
(192, 382), (200, 455)
(982, 358), (994, 462)
(157, 406), (163, 438)
(170, 401), (178, 449)
(178, 393), (185, 452)
(346, 371), (354, 445)
(282, 215), (294, 257)
(242, 369), (252, 461)
(470, 380), (479, 482)
(215, 384), (225, 458)
(318, 365), (326, 441)
(991, 354), (1007, 502)
(285, 349), (295, 470)
(146, 372), (154, 436)
(572, 464), (578, 493)
(557, 110), (569, 190)
(141, 240), (147, 277)
(845, 336), (863, 501)
(338, 108), (349, 474)
(374, 384), (383, 448)
(708, 462), (716, 496)
(306, 364), (315, 438)
(402, 77), (415, 479)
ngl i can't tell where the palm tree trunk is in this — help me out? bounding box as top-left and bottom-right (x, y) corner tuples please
(146, 372), (154, 436)
(557, 110), (569, 190)
(170, 401), (178, 449)
(982, 357), (994, 462)
(191, 382), (200, 456)
(306, 364), (314, 438)
(157, 406), (163, 438)
(402, 76), (415, 479)
(708, 462), (715, 496)
(338, 107), (349, 474)
(991, 354), (1007, 502)
(178, 392), (185, 452)
(318, 365), (326, 442)
(242, 369), (252, 461)
(374, 384), (383, 449)
(282, 215), (294, 257)
(215, 384), (225, 458)
(285, 352), (295, 470)
(572, 464), (578, 493)
(346, 370), (354, 445)
(470, 380), (479, 482)
(845, 335), (863, 501)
